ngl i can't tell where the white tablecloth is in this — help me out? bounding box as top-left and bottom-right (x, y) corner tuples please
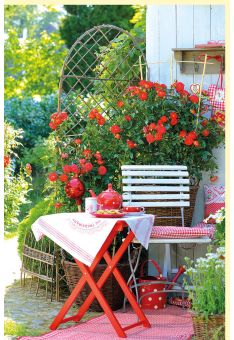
(32, 213), (154, 266)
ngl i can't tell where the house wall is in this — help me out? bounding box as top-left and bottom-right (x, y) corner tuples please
(146, 5), (225, 274)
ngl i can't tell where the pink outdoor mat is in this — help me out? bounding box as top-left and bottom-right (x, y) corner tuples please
(18, 306), (194, 340)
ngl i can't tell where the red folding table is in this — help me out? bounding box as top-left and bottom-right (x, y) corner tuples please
(49, 220), (151, 338)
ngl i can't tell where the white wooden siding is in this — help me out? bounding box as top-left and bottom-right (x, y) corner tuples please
(146, 5), (225, 87)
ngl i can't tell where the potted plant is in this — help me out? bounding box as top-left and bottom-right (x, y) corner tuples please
(184, 246), (225, 338)
(204, 207), (225, 247)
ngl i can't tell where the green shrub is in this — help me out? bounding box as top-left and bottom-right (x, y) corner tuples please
(4, 123), (32, 234)
(18, 197), (54, 256)
(4, 94), (58, 150)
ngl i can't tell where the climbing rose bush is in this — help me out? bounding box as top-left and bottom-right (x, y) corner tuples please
(47, 80), (224, 210)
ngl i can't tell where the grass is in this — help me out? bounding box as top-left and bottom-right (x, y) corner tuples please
(4, 319), (41, 337)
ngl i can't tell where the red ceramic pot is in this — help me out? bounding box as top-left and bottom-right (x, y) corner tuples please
(97, 184), (122, 210)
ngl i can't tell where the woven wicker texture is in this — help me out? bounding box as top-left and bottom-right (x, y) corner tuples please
(62, 260), (131, 312)
(145, 185), (199, 227)
(192, 314), (225, 339)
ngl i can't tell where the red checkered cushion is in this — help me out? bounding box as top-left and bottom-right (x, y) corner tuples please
(204, 185), (225, 218)
(150, 224), (214, 239)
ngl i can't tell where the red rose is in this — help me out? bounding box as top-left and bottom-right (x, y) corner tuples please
(143, 126), (149, 134)
(59, 174), (68, 182)
(61, 153), (69, 159)
(60, 111), (68, 121)
(54, 202), (63, 209)
(50, 112), (58, 120)
(79, 158), (86, 165)
(82, 149), (92, 158)
(170, 119), (178, 126)
(117, 101), (124, 108)
(184, 137), (194, 146)
(97, 116), (106, 126)
(139, 80), (154, 89)
(84, 162), (93, 172)
(98, 165), (107, 175)
(155, 133), (163, 141)
(49, 122), (57, 130)
(149, 123), (157, 131)
(125, 115), (131, 121)
(189, 95), (199, 103)
(94, 151), (102, 160)
(170, 112), (178, 120)
(74, 138), (81, 144)
(175, 82), (185, 93)
(160, 115), (168, 123)
(89, 109), (99, 119)
(193, 140), (200, 147)
(4, 155), (10, 168)
(179, 130), (187, 138)
(157, 124), (166, 134)
(146, 133), (155, 144)
(70, 164), (79, 173)
(157, 90), (166, 98)
(25, 163), (32, 174)
(62, 165), (71, 173)
(110, 125), (121, 134)
(180, 90), (189, 97)
(188, 131), (197, 140)
(201, 120), (208, 127)
(202, 129), (210, 137)
(138, 91), (148, 101)
(127, 140), (137, 149)
(190, 109), (196, 114)
(114, 134), (121, 139)
(97, 159), (105, 165)
(48, 172), (58, 182)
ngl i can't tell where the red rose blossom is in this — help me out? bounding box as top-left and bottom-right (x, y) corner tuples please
(83, 149), (92, 158)
(175, 82), (185, 93)
(84, 162), (93, 172)
(88, 109), (98, 119)
(127, 140), (137, 149)
(61, 153), (69, 159)
(114, 134), (121, 139)
(97, 159), (105, 165)
(110, 125), (121, 134)
(98, 165), (107, 175)
(146, 133), (155, 144)
(117, 101), (124, 108)
(189, 95), (199, 104)
(184, 137), (194, 146)
(70, 164), (79, 173)
(157, 90), (166, 98)
(193, 140), (200, 147)
(54, 202), (63, 209)
(49, 122), (57, 130)
(149, 123), (157, 131)
(160, 116), (168, 123)
(154, 133), (162, 141)
(94, 151), (102, 159)
(201, 120), (208, 127)
(157, 124), (166, 134)
(4, 155), (10, 168)
(59, 174), (68, 182)
(170, 112), (178, 120)
(125, 115), (131, 121)
(138, 91), (148, 101)
(202, 129), (210, 137)
(179, 130), (187, 138)
(79, 158), (86, 165)
(62, 165), (71, 173)
(97, 116), (106, 126)
(60, 111), (68, 121)
(74, 138), (82, 144)
(188, 131), (197, 140)
(48, 172), (58, 182)
(170, 119), (178, 126)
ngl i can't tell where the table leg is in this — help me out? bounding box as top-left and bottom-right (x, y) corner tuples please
(104, 252), (151, 329)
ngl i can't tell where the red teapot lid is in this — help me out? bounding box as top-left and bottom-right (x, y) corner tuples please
(97, 183), (122, 209)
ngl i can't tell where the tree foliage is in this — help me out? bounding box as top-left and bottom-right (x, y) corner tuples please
(4, 5), (67, 99)
(59, 5), (135, 48)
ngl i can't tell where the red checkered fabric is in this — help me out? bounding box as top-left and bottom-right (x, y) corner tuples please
(150, 225), (214, 239)
(204, 185), (225, 218)
(208, 84), (225, 111)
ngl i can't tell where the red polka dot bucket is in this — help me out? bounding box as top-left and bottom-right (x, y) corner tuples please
(138, 259), (167, 310)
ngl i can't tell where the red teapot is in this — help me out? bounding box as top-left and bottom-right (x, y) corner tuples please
(89, 184), (122, 210)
